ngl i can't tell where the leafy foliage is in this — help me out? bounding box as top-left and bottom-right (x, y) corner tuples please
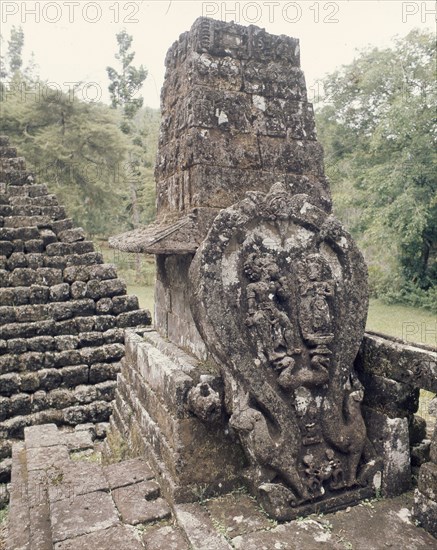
(106, 30), (148, 122)
(7, 26), (24, 74)
(316, 30), (437, 312)
(0, 28), (159, 238)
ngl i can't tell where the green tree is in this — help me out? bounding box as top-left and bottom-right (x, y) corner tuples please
(7, 26), (24, 74)
(1, 74), (131, 236)
(316, 29), (436, 311)
(107, 30), (152, 281)
(106, 29), (147, 125)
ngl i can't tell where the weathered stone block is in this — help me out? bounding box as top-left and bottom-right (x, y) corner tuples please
(20, 372), (40, 392)
(357, 333), (437, 393)
(112, 483), (170, 525)
(36, 267), (63, 286)
(58, 227), (85, 243)
(63, 265), (89, 283)
(0, 373), (20, 396)
(50, 490), (119, 543)
(49, 283), (70, 302)
(80, 343), (124, 365)
(0, 241), (13, 258)
(26, 336), (55, 353)
(31, 390), (48, 412)
(89, 362), (121, 383)
(6, 251), (27, 269)
(50, 218), (74, 233)
(53, 350), (83, 368)
(96, 297), (113, 314)
(61, 365), (89, 387)
(66, 252), (103, 266)
(24, 239), (44, 253)
(55, 335), (78, 351)
(413, 489), (437, 538)
(363, 408), (411, 497)
(244, 61), (306, 99)
(38, 369), (62, 391)
(87, 264), (117, 280)
(87, 278), (127, 299)
(0, 353), (20, 374)
(418, 461), (437, 501)
(10, 393), (31, 417)
(117, 309), (152, 328)
(15, 304), (49, 322)
(103, 458), (154, 490)
(43, 255), (67, 269)
(26, 253), (45, 269)
(29, 284), (50, 303)
(111, 295), (139, 314)
(70, 280), (87, 299)
(7, 338), (27, 354)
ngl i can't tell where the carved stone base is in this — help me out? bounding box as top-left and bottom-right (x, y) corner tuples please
(107, 328), (245, 503)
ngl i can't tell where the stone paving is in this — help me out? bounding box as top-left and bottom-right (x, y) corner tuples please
(5, 423), (437, 549)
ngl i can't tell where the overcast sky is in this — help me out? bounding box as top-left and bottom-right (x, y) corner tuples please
(1, 1), (435, 108)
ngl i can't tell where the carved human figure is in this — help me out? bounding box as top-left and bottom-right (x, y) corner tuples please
(244, 252), (296, 366)
(299, 254), (334, 343)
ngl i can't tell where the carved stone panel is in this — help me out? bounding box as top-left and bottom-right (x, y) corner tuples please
(190, 183), (380, 519)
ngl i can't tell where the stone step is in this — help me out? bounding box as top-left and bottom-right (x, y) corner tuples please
(7, 442), (31, 550)
(173, 503), (233, 550)
(7, 422), (179, 549)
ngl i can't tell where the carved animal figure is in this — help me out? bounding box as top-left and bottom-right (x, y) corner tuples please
(229, 403), (310, 503)
(321, 388), (367, 487)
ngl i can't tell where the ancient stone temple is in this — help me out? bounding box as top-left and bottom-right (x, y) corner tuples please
(107, 17), (387, 520)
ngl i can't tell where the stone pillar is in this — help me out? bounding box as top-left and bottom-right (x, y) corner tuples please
(413, 397), (437, 537)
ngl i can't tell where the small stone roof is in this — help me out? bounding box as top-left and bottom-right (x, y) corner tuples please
(108, 208), (220, 255)
(108, 216), (199, 254)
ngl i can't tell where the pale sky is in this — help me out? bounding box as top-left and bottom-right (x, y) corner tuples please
(1, 1), (435, 108)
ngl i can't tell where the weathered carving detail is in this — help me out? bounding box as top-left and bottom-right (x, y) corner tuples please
(190, 182), (379, 518)
(187, 382), (222, 423)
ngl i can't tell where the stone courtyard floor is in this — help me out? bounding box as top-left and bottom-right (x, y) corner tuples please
(4, 424), (437, 549)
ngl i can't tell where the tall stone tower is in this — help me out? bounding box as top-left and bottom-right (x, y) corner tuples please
(110, 17), (331, 357)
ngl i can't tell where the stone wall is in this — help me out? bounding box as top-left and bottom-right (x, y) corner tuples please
(413, 396), (437, 537)
(356, 332), (437, 498)
(0, 136), (151, 484)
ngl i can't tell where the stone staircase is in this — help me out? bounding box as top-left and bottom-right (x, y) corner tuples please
(6, 424), (180, 550)
(0, 135), (151, 488)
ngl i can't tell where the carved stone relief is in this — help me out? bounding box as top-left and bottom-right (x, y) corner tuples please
(190, 182), (380, 518)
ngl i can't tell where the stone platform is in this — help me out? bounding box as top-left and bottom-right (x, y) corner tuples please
(4, 423), (436, 549)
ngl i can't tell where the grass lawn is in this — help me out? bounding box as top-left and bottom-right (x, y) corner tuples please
(127, 284), (155, 317)
(366, 298), (436, 347)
